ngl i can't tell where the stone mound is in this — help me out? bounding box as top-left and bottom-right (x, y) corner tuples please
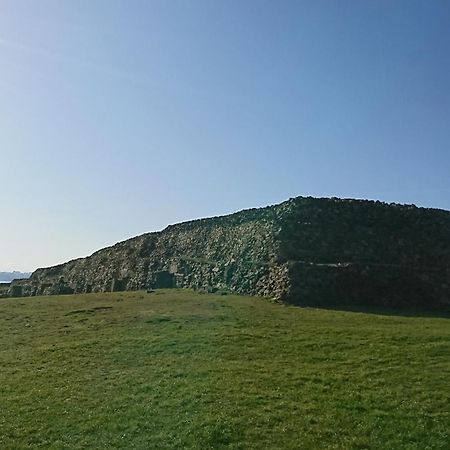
(10, 197), (450, 309)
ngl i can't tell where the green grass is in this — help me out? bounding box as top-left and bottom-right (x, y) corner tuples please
(0, 290), (449, 449)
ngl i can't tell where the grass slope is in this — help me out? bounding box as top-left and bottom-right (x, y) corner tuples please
(0, 290), (449, 449)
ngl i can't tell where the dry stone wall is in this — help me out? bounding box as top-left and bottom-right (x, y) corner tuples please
(10, 197), (450, 309)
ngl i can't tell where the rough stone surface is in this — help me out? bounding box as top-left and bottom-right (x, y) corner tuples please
(0, 283), (11, 298)
(9, 197), (450, 309)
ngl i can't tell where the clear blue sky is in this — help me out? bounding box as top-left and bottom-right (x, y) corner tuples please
(1, 1), (449, 271)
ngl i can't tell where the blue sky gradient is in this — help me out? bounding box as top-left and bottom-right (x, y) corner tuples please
(1, 1), (449, 271)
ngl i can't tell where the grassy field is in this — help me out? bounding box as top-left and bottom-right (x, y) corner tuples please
(0, 290), (449, 449)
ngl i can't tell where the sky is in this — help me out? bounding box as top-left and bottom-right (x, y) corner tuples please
(1, 0), (449, 272)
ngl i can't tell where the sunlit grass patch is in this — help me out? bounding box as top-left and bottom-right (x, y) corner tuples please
(0, 289), (449, 449)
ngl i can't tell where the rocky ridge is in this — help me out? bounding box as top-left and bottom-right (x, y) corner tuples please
(9, 197), (450, 309)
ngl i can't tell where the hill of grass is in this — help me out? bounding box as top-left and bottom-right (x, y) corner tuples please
(1, 290), (449, 449)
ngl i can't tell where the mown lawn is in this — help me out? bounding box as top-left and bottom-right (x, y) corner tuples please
(0, 289), (449, 449)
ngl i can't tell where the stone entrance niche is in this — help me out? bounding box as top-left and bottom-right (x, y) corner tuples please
(111, 278), (129, 292)
(151, 271), (176, 289)
(10, 285), (23, 297)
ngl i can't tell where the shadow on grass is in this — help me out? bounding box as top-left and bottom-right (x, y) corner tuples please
(290, 300), (450, 319)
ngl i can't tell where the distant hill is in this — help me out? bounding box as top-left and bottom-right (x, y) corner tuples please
(8, 196), (450, 309)
(0, 271), (31, 282)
